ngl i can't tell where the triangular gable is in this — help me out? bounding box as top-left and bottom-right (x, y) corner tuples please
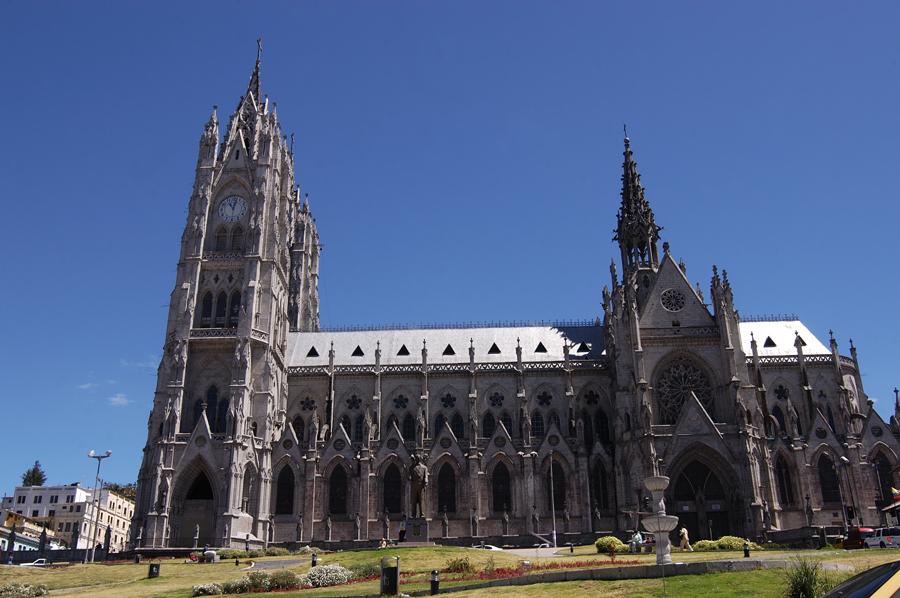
(428, 421), (466, 464)
(177, 412), (219, 470)
(535, 418), (576, 465)
(321, 420), (355, 463)
(639, 254), (714, 328)
(859, 409), (900, 457)
(483, 418), (519, 463)
(374, 420), (411, 463)
(662, 393), (732, 463)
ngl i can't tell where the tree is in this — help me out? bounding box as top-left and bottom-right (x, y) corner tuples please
(105, 482), (137, 501)
(21, 461), (47, 486)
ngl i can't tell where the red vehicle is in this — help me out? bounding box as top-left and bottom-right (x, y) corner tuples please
(843, 526), (874, 550)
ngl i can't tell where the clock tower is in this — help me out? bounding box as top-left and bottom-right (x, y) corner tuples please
(133, 46), (320, 548)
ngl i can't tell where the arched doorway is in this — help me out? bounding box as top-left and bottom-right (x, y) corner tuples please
(175, 470), (216, 547)
(383, 464), (402, 515)
(671, 460), (732, 540)
(274, 467), (295, 515)
(437, 463), (457, 513)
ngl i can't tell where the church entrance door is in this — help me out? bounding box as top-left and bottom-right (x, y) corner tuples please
(174, 471), (217, 547)
(671, 460), (732, 541)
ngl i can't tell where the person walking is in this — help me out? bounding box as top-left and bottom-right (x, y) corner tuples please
(678, 526), (693, 551)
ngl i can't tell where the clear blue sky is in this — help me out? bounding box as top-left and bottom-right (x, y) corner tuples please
(1, 2), (898, 491)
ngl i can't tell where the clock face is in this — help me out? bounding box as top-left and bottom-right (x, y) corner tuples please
(218, 196), (247, 222)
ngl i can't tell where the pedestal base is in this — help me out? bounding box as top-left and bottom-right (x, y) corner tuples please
(406, 517), (429, 543)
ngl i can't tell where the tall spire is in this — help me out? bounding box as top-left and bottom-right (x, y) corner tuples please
(246, 38), (263, 104)
(614, 130), (661, 271)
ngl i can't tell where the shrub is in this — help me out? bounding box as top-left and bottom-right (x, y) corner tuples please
(594, 536), (627, 554)
(245, 571), (271, 592)
(693, 539), (718, 551)
(483, 556), (496, 574)
(220, 578), (250, 595)
(351, 562), (381, 579)
(783, 559), (837, 598)
(264, 546), (290, 556)
(305, 564), (352, 587)
(268, 570), (302, 590)
(0, 584), (50, 598)
(191, 583), (223, 596)
(715, 536), (760, 551)
(444, 556), (475, 574)
(246, 549), (264, 558)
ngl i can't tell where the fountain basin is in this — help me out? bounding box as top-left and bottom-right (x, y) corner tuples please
(644, 476), (671, 493)
(641, 514), (679, 534)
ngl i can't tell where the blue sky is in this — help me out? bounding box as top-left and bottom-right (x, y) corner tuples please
(1, 1), (898, 491)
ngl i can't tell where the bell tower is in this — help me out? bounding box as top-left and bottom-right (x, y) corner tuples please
(133, 44), (321, 548)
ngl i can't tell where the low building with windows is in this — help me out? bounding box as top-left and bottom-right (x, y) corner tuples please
(1, 484), (134, 551)
(132, 55), (900, 548)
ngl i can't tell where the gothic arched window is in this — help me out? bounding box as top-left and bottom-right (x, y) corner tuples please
(594, 462), (610, 510)
(291, 416), (304, 442)
(205, 386), (219, 426)
(775, 455), (795, 506)
(274, 467), (294, 515)
(499, 412), (513, 436)
(582, 411), (595, 450)
(656, 357), (714, 424)
(482, 413), (496, 438)
(231, 226), (244, 253)
(434, 413), (446, 436)
(450, 413), (465, 439)
(874, 453), (894, 504)
(548, 411), (560, 430)
(596, 410), (611, 444)
(353, 415), (364, 442)
(383, 464), (402, 515)
(771, 406), (786, 434)
(531, 412), (545, 438)
(199, 292), (213, 327)
(817, 454), (841, 504)
(215, 226), (228, 252)
(228, 291), (241, 328)
(214, 292), (228, 327)
(547, 461), (566, 511)
(437, 464), (456, 513)
(215, 396), (229, 434)
(328, 467), (348, 514)
(402, 413), (415, 441)
(491, 462), (512, 513)
(192, 398), (204, 429)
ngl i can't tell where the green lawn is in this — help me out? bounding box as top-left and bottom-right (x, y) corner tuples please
(0, 544), (895, 598)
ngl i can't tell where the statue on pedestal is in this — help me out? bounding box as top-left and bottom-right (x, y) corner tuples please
(531, 505), (540, 532)
(296, 514), (303, 542)
(441, 511), (449, 538)
(470, 508), (479, 537)
(409, 455), (429, 518)
(324, 515), (332, 542)
(502, 510), (510, 536)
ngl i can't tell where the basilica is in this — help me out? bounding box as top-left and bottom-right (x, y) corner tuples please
(132, 55), (899, 548)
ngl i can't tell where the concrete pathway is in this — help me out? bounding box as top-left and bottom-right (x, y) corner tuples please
(250, 558), (305, 570)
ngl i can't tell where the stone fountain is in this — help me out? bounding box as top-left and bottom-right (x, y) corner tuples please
(641, 476), (679, 565)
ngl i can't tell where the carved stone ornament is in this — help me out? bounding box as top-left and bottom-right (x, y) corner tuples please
(195, 436), (206, 446)
(334, 438), (346, 451)
(494, 436), (507, 448)
(656, 357), (713, 424)
(815, 427), (827, 439)
(440, 437), (452, 449)
(282, 438), (294, 450)
(871, 426), (883, 438)
(387, 438), (399, 450)
(548, 435), (560, 446)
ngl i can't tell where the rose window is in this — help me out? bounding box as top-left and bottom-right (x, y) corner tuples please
(660, 289), (686, 312)
(300, 397), (316, 411)
(489, 392), (504, 408)
(656, 358), (713, 424)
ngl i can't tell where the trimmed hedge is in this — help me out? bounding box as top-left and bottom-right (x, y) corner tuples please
(595, 535), (627, 554)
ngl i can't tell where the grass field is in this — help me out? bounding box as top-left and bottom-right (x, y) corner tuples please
(0, 545), (896, 597)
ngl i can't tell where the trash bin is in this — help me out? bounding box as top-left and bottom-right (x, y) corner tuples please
(380, 556), (400, 596)
(148, 563), (161, 578)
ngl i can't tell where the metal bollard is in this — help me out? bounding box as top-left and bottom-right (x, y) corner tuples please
(311, 552), (318, 567)
(569, 543), (574, 553)
(743, 542), (750, 558)
(430, 569), (440, 595)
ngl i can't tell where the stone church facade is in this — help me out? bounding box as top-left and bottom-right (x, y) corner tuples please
(132, 57), (900, 548)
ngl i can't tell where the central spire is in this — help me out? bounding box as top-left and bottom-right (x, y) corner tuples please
(246, 37), (263, 104)
(614, 131), (661, 271)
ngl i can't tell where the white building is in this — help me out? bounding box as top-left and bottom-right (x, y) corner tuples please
(1, 484), (134, 551)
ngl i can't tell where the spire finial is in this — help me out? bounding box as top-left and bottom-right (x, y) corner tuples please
(256, 37), (263, 64)
(623, 124), (629, 145)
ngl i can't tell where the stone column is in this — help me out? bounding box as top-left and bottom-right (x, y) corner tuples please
(523, 454), (536, 534)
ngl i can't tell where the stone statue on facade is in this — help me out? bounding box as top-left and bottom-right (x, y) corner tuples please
(416, 406), (426, 447)
(309, 411), (320, 447)
(563, 508), (571, 533)
(762, 499), (771, 530)
(470, 507), (479, 537)
(383, 512), (390, 540)
(522, 406), (532, 444)
(641, 400), (653, 432)
(469, 408), (478, 443)
(786, 400), (800, 437)
(324, 515), (332, 541)
(531, 505), (540, 532)
(593, 502), (602, 529)
(223, 521), (230, 545)
(501, 510), (510, 536)
(296, 514), (303, 542)
(441, 510), (449, 538)
(363, 409), (374, 443)
(409, 455), (429, 518)
(353, 512), (361, 540)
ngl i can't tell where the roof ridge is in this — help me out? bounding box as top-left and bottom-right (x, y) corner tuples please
(301, 318), (600, 333)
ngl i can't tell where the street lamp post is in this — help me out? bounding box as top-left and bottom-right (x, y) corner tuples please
(86, 450), (112, 563)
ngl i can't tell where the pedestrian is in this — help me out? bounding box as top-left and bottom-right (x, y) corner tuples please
(399, 518), (407, 543)
(379, 537), (387, 549)
(630, 530), (643, 553)
(678, 526), (693, 552)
